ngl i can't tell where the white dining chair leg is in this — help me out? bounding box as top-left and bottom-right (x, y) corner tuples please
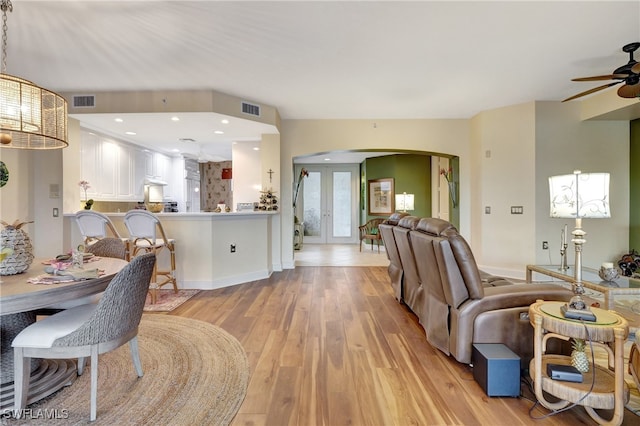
(129, 336), (144, 377)
(90, 345), (98, 421)
(13, 347), (28, 417)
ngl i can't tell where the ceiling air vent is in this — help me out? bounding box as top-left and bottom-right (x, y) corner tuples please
(72, 95), (96, 108)
(241, 101), (261, 117)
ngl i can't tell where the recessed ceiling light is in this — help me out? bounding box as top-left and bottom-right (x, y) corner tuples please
(172, 148), (180, 152)
(114, 118), (123, 123)
(253, 147), (260, 151)
(214, 130), (224, 135)
(221, 119), (229, 124)
(171, 116), (180, 122)
(125, 131), (137, 135)
(324, 158), (331, 161)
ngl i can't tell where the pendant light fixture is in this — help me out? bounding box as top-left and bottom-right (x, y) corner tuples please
(0, 0), (68, 149)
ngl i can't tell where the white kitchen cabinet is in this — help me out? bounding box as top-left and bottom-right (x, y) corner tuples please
(133, 149), (147, 200)
(117, 144), (137, 200)
(98, 140), (118, 199)
(81, 129), (177, 202)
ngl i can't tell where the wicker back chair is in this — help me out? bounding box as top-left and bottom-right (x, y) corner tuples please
(12, 253), (156, 421)
(85, 237), (127, 260)
(75, 210), (122, 245)
(358, 218), (385, 252)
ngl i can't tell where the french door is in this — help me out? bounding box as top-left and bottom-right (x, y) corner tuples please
(297, 164), (359, 244)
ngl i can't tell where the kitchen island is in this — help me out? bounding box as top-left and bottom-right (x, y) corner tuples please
(64, 211), (281, 289)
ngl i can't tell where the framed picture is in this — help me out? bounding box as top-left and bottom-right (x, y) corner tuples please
(368, 178), (394, 215)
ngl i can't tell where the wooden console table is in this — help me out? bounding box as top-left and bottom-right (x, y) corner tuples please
(529, 300), (629, 425)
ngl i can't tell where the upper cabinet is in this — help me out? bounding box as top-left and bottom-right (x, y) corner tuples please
(80, 129), (173, 202)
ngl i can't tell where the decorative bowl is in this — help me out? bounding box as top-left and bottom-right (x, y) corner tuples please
(598, 266), (619, 282)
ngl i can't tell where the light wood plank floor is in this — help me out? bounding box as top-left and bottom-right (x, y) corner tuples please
(162, 245), (637, 425)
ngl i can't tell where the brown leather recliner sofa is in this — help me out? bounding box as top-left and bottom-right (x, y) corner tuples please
(388, 216), (573, 366)
(378, 212), (409, 301)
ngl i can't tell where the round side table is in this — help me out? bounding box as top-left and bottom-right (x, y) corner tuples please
(528, 300), (629, 425)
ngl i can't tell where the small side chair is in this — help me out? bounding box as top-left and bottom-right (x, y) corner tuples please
(359, 218), (385, 252)
(12, 253), (156, 421)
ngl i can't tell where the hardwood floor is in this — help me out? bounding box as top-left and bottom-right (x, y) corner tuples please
(160, 246), (636, 425)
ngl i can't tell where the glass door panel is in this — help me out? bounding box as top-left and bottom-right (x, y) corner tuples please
(299, 165), (358, 244)
(331, 171), (352, 239)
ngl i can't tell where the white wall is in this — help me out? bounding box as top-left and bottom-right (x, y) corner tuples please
(232, 140), (262, 210)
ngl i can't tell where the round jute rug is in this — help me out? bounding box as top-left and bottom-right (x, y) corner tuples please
(2, 315), (249, 425)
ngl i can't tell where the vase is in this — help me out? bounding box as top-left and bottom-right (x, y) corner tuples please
(447, 181), (457, 208)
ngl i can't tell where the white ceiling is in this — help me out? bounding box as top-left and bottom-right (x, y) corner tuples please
(5, 1), (640, 161)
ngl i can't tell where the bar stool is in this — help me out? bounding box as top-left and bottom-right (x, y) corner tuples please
(75, 210), (123, 246)
(124, 210), (177, 303)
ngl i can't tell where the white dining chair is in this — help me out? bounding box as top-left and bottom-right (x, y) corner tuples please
(12, 253), (156, 421)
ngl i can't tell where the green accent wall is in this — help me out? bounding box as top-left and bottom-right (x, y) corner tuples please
(631, 119), (640, 251)
(361, 154), (432, 221)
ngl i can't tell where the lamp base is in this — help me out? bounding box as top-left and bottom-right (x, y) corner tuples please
(560, 303), (596, 322)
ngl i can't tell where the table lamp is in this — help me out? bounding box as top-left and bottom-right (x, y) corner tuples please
(548, 170), (610, 320)
(145, 184), (165, 213)
(395, 192), (415, 213)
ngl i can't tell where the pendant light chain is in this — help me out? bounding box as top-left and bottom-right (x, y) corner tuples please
(1, 0), (12, 74)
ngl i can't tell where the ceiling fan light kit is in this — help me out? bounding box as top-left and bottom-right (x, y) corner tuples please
(563, 42), (640, 102)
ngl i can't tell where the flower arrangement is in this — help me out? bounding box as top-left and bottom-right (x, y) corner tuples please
(439, 167), (453, 183)
(440, 167), (457, 207)
(293, 168), (309, 224)
(78, 180), (94, 210)
(293, 168), (309, 209)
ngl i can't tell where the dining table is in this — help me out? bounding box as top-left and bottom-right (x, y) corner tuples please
(0, 256), (128, 410)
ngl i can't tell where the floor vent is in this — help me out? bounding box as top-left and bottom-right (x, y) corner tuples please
(72, 95), (96, 108)
(241, 101), (261, 117)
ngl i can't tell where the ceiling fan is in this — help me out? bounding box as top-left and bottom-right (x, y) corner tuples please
(563, 42), (640, 102)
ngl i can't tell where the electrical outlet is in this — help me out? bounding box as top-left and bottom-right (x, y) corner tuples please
(230, 244), (236, 253)
(542, 241), (549, 250)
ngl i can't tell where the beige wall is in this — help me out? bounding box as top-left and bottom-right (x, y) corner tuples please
(280, 103), (630, 276)
(469, 102), (537, 274)
(534, 101), (629, 270)
(280, 119), (471, 267)
(2, 97), (632, 278)
(0, 146), (65, 258)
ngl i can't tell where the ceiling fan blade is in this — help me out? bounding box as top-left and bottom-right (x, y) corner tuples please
(617, 82), (640, 98)
(562, 81), (622, 102)
(571, 74), (628, 82)
(632, 63), (640, 74)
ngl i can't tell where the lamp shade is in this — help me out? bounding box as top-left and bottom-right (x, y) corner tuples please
(147, 185), (164, 203)
(0, 73), (68, 149)
(549, 171), (610, 219)
(395, 192), (414, 211)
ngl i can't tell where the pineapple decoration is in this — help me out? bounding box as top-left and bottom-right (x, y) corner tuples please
(0, 220), (35, 275)
(570, 338), (589, 373)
